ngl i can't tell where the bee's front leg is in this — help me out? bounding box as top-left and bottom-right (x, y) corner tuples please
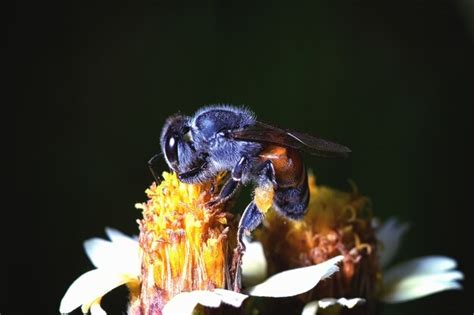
(206, 177), (241, 208)
(206, 156), (248, 208)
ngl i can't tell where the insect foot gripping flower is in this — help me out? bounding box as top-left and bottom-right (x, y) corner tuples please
(130, 171), (241, 315)
(255, 174), (379, 314)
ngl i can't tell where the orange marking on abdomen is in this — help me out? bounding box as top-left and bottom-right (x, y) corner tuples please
(259, 145), (305, 188)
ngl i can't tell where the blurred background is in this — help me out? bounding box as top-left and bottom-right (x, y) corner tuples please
(7, 1), (472, 314)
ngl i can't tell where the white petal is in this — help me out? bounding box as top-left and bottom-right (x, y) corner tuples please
(318, 297), (365, 309)
(90, 300), (107, 315)
(302, 298), (365, 315)
(383, 256), (458, 284)
(83, 231), (140, 276)
(84, 238), (114, 269)
(376, 218), (410, 268)
(59, 269), (131, 313)
(381, 256), (463, 303)
(381, 275), (462, 303)
(162, 290), (248, 315)
(105, 227), (137, 246)
(301, 301), (319, 315)
(247, 256), (343, 297)
(241, 239), (268, 286)
(213, 289), (249, 307)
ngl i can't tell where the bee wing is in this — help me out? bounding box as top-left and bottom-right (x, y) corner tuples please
(230, 121), (351, 158)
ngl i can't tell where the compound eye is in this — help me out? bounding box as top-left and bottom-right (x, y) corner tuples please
(165, 135), (179, 170)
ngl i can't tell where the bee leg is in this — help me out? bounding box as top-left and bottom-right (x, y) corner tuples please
(206, 178), (241, 208)
(207, 156), (248, 208)
(259, 160), (277, 186)
(232, 201), (264, 292)
(148, 154), (162, 184)
(231, 156), (248, 181)
(177, 162), (209, 182)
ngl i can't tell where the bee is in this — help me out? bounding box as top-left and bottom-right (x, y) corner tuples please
(149, 105), (350, 290)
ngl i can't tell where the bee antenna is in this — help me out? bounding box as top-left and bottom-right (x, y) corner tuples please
(148, 153), (164, 184)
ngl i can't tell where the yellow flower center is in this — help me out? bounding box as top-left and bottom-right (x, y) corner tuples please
(131, 172), (230, 314)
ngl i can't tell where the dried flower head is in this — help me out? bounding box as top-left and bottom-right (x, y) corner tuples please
(256, 174), (379, 305)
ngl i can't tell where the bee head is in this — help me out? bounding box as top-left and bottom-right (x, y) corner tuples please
(160, 115), (198, 175)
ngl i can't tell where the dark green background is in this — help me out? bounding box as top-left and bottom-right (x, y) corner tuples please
(7, 1), (472, 314)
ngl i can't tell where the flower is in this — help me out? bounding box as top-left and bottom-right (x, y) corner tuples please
(59, 226), (248, 315)
(255, 174), (379, 311)
(60, 171), (234, 315)
(244, 174), (464, 314)
(130, 171), (231, 314)
(60, 172), (346, 314)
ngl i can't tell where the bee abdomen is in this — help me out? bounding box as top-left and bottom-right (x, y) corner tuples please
(273, 172), (309, 220)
